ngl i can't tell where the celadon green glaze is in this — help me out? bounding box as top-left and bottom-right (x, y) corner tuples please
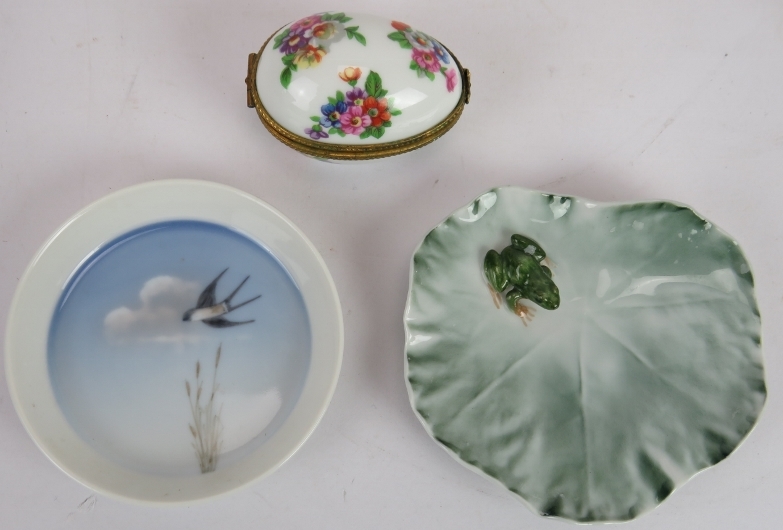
(404, 187), (765, 523)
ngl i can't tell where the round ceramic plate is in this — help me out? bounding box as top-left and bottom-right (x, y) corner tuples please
(5, 180), (343, 503)
(404, 187), (765, 523)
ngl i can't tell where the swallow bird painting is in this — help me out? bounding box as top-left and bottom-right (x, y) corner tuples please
(183, 269), (261, 328)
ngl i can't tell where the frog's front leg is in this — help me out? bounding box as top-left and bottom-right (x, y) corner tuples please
(484, 249), (508, 309)
(506, 288), (536, 326)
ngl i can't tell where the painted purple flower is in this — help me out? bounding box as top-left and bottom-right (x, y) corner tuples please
(346, 87), (368, 107)
(432, 41), (450, 65)
(445, 68), (458, 92)
(279, 29), (309, 55)
(412, 48), (441, 73)
(320, 101), (348, 128)
(340, 106), (371, 135)
(290, 14), (322, 35)
(305, 127), (329, 140)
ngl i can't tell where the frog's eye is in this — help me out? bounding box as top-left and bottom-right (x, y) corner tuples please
(510, 234), (546, 261)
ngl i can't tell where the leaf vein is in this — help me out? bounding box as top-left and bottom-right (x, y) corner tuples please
(446, 334), (554, 426)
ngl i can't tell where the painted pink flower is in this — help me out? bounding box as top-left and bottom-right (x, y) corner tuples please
(445, 68), (458, 92)
(412, 48), (441, 73)
(340, 106), (371, 135)
(290, 14), (322, 34)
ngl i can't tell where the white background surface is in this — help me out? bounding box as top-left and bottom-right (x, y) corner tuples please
(0, 1), (781, 528)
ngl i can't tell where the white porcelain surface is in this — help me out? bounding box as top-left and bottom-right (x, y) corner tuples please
(4, 180), (343, 503)
(3, 2), (783, 529)
(256, 12), (462, 143)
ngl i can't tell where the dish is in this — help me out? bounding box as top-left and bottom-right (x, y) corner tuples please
(247, 12), (469, 160)
(404, 187), (765, 522)
(5, 180), (343, 503)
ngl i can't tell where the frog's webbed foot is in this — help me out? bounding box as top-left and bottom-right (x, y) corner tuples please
(506, 288), (536, 326)
(488, 285), (502, 308)
(512, 302), (536, 326)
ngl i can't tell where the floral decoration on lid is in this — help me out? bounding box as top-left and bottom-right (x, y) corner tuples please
(273, 12), (367, 88)
(387, 20), (458, 92)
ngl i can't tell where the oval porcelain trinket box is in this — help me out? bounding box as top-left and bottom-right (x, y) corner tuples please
(246, 12), (470, 161)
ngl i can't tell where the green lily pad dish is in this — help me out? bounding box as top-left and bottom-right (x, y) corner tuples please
(404, 187), (765, 523)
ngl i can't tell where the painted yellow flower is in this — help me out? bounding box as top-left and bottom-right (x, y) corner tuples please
(338, 67), (362, 83)
(293, 45), (327, 69)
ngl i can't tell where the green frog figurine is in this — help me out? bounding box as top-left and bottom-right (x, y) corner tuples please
(484, 234), (560, 324)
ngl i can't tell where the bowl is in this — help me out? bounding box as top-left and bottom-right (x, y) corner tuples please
(5, 180), (343, 503)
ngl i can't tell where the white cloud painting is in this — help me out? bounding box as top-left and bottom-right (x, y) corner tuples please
(103, 275), (200, 344)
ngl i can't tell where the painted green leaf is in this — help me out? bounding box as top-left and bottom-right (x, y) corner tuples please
(390, 109), (402, 116)
(328, 97), (337, 105)
(321, 13), (333, 21)
(310, 124), (321, 132)
(281, 53), (296, 66)
(424, 70), (436, 81)
(339, 15), (352, 23)
(365, 71), (382, 98)
(388, 31), (408, 42)
(359, 130), (371, 139)
(280, 67), (292, 89)
(409, 60), (419, 71)
(289, 63), (298, 72)
(382, 121), (392, 127)
(328, 127), (339, 134)
(309, 116), (320, 122)
(332, 12), (346, 21)
(335, 129), (346, 137)
(371, 126), (384, 139)
(348, 80), (357, 87)
(378, 89), (388, 98)
(273, 28), (290, 49)
(405, 187), (765, 523)
(352, 31), (367, 46)
(336, 91), (344, 102)
(440, 66), (448, 74)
